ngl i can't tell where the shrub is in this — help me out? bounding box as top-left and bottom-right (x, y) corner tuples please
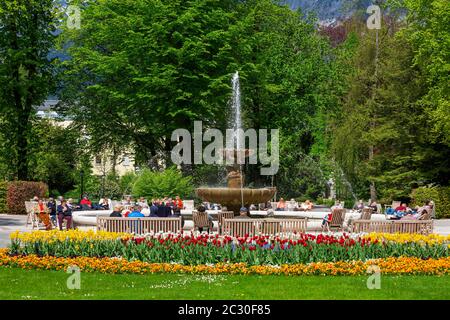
(6, 181), (48, 215)
(410, 186), (450, 219)
(132, 167), (193, 199)
(0, 181), (7, 213)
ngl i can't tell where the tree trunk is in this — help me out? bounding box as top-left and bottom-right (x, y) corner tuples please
(369, 144), (377, 201)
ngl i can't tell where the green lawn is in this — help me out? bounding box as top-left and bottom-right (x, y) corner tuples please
(0, 267), (449, 300)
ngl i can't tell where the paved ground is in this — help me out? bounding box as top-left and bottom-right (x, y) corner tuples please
(1, 214), (449, 248)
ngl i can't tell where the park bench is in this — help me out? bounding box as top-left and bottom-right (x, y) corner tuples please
(96, 216), (182, 234)
(222, 218), (259, 237)
(221, 218), (308, 237)
(352, 219), (433, 235)
(217, 211), (235, 233)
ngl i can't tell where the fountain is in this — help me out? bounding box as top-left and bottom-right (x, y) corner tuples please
(195, 72), (276, 214)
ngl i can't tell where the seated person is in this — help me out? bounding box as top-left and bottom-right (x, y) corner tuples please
(353, 200), (365, 211)
(80, 196), (92, 210)
(392, 202), (409, 218)
(109, 205), (123, 217)
(416, 200), (432, 215)
(286, 199), (298, 211)
(276, 198), (286, 211)
(321, 211), (333, 232)
(331, 200), (343, 211)
(122, 196), (133, 209)
(34, 199), (52, 230)
(128, 205), (144, 218)
(249, 203), (257, 211)
(235, 207), (249, 219)
(99, 198), (110, 210)
(57, 200), (73, 230)
(302, 200), (313, 211)
(401, 209), (427, 220)
(369, 201), (378, 213)
(149, 201), (159, 217)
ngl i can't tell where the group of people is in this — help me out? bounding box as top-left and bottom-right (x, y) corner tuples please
(31, 196), (74, 230)
(110, 196), (185, 218)
(274, 198), (314, 211)
(385, 200), (434, 220)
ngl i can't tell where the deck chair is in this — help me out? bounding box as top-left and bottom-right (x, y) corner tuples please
(360, 207), (373, 220)
(384, 200), (401, 213)
(192, 211), (213, 233)
(25, 201), (40, 229)
(324, 208), (345, 232)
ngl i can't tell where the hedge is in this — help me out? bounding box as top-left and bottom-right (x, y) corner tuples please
(410, 186), (450, 219)
(6, 181), (48, 215)
(0, 181), (7, 213)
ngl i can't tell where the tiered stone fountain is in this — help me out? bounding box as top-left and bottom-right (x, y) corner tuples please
(195, 72), (276, 214)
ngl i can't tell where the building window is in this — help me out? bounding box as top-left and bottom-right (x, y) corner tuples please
(95, 156), (102, 165)
(123, 156), (130, 166)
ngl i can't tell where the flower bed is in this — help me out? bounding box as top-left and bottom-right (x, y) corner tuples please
(9, 230), (450, 266)
(1, 248), (449, 276)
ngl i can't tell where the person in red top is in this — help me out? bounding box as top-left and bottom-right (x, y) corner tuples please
(174, 196), (183, 212)
(80, 196), (92, 209)
(33, 199), (52, 230)
(321, 211), (333, 232)
(395, 203), (408, 212)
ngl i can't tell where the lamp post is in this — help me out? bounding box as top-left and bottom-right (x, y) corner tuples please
(80, 170), (84, 201)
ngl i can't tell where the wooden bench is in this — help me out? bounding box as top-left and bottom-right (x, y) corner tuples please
(217, 211), (235, 233)
(353, 219), (433, 234)
(222, 218), (259, 237)
(96, 216), (182, 234)
(221, 218), (308, 237)
(392, 220), (433, 234)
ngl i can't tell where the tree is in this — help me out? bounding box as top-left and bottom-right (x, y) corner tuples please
(57, 0), (238, 168)
(331, 16), (450, 203)
(0, 0), (57, 180)
(400, 0), (450, 146)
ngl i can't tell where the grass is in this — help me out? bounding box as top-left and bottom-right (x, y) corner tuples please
(0, 267), (449, 299)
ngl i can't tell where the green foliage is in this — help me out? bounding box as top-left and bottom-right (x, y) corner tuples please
(132, 167), (193, 199)
(410, 186), (450, 219)
(0, 181), (7, 213)
(27, 119), (85, 195)
(119, 172), (138, 196)
(400, 0), (450, 146)
(6, 181), (48, 215)
(331, 17), (450, 202)
(0, 0), (58, 180)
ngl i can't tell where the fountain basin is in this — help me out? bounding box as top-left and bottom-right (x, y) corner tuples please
(196, 187), (276, 213)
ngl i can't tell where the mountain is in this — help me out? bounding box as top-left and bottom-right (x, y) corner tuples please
(283, 0), (372, 22)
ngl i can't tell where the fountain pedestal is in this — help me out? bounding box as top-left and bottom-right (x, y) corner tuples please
(196, 149), (276, 214)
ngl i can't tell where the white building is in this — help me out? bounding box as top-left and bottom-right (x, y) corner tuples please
(37, 99), (136, 177)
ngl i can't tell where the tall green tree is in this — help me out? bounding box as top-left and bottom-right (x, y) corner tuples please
(57, 0), (238, 168)
(332, 18), (450, 202)
(400, 0), (450, 146)
(0, 0), (58, 180)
